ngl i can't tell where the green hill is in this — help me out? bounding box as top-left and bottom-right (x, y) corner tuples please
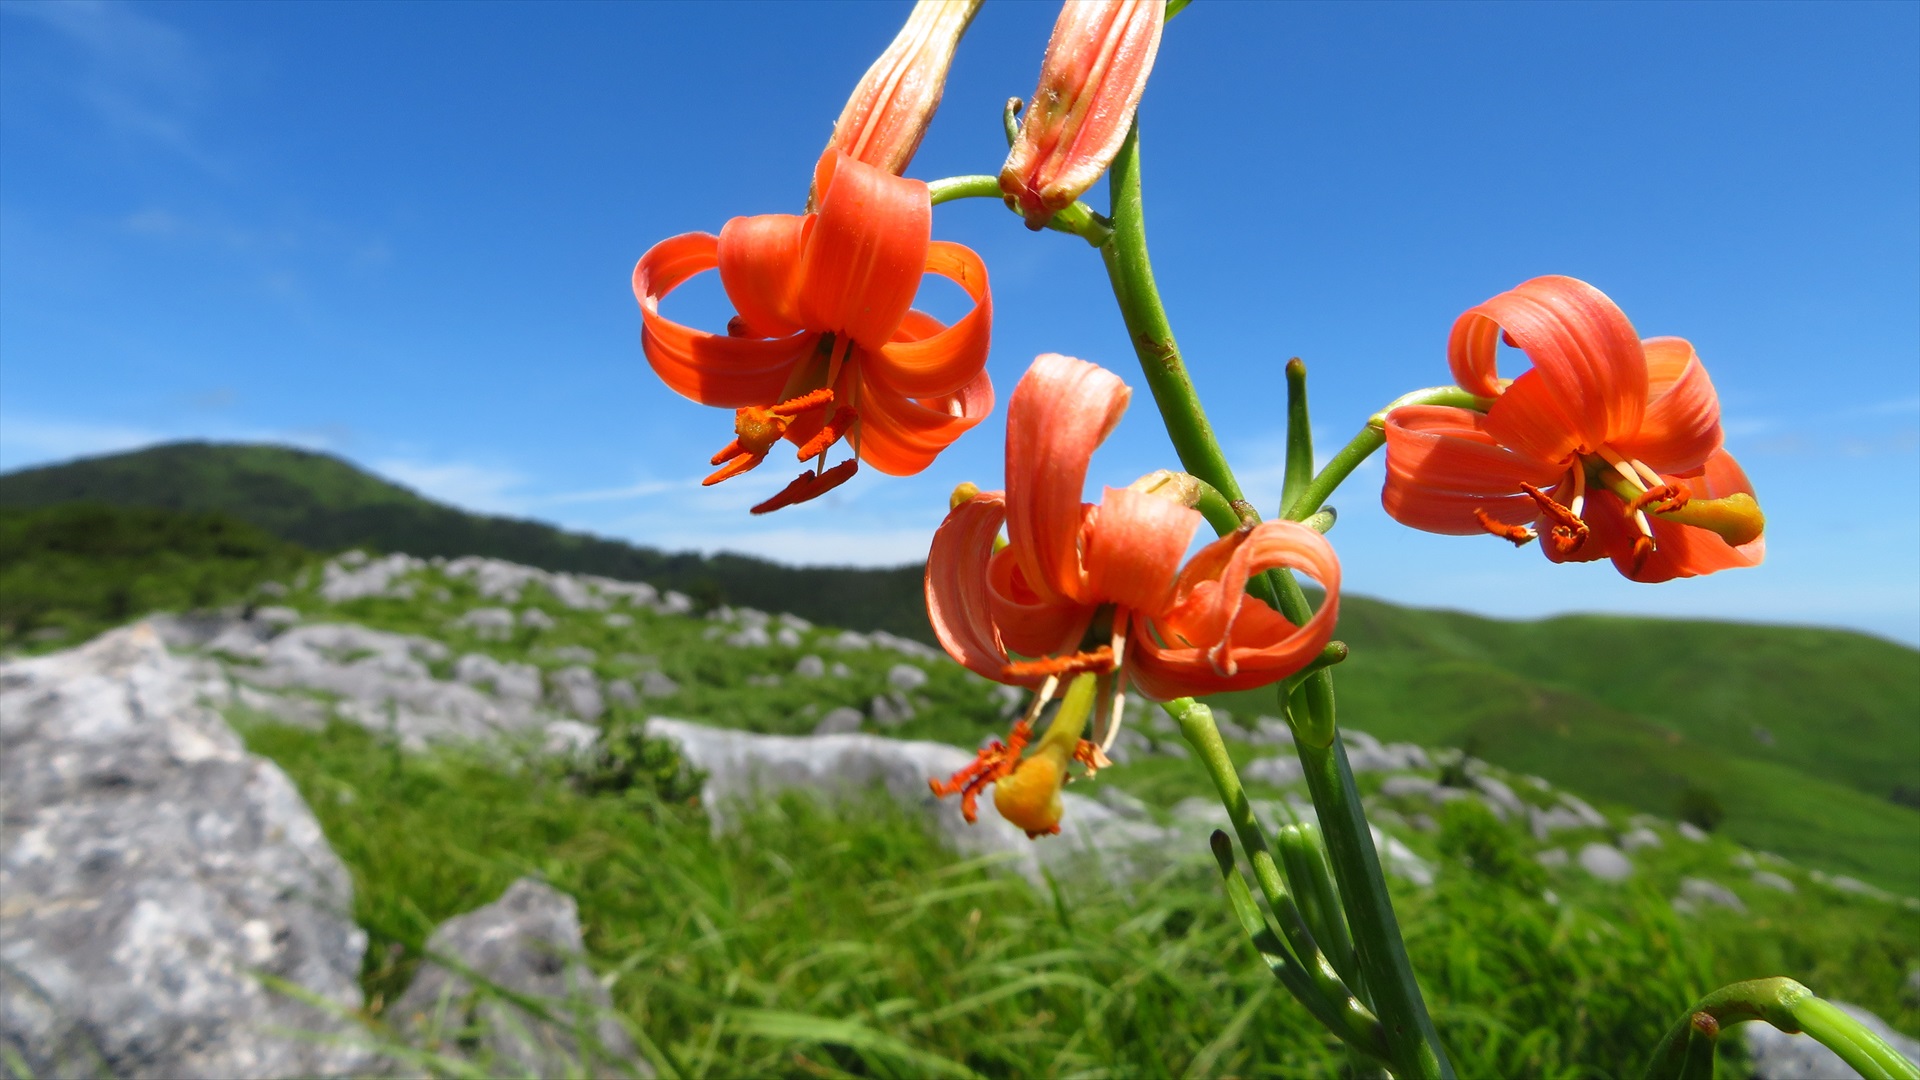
(0, 442), (928, 641)
(4, 441), (1916, 892)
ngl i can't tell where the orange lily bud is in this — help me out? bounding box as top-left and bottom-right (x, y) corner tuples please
(1000, 0), (1165, 229)
(815, 0), (983, 207)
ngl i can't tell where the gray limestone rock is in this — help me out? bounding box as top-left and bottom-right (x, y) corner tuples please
(1536, 848), (1570, 868)
(244, 625), (546, 748)
(774, 626), (803, 648)
(1559, 793), (1608, 829)
(391, 878), (642, 1078)
(830, 631), (871, 651)
(871, 631), (941, 661)
(988, 684), (1024, 718)
(0, 626), (373, 1079)
(793, 655), (827, 679)
(603, 613), (634, 629)
(1243, 756), (1304, 786)
(869, 691), (916, 728)
(605, 679), (638, 708)
(1250, 717), (1294, 747)
(453, 653), (542, 705)
(542, 720), (601, 758)
(1676, 877), (1746, 913)
(1577, 842), (1633, 882)
(1380, 775), (1439, 800)
(830, 662), (852, 679)
(1677, 821), (1710, 842)
(645, 718), (1176, 885)
(1744, 1002), (1920, 1079)
(886, 664), (929, 692)
(1529, 805), (1591, 840)
(550, 666), (604, 722)
(726, 625), (771, 648)
(639, 671), (680, 699)
(813, 707), (865, 735)
(519, 609), (557, 631)
(1752, 870), (1797, 893)
(320, 552), (424, 602)
(1621, 826), (1664, 852)
(547, 645), (598, 665)
(1344, 728), (1431, 772)
(452, 607), (517, 641)
(1472, 775), (1525, 819)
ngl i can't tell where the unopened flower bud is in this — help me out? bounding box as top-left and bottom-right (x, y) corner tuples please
(950, 481), (982, 510)
(999, 0), (1165, 229)
(814, 0), (982, 210)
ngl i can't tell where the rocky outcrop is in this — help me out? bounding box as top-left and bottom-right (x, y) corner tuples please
(644, 718), (1174, 885)
(0, 626), (373, 1078)
(390, 878), (644, 1078)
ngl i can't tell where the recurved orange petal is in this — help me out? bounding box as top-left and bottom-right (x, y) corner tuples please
(848, 363), (994, 477)
(926, 490), (1043, 684)
(1129, 521), (1341, 700)
(987, 543), (1094, 661)
(800, 151), (931, 352)
(869, 240), (992, 399)
(718, 214), (809, 338)
(1613, 336), (1723, 477)
(1383, 405), (1564, 534)
(1450, 276), (1646, 450)
(633, 233), (819, 407)
(1081, 485), (1199, 615)
(1004, 354), (1129, 604)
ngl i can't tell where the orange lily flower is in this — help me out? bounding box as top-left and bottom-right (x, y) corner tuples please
(633, 151), (993, 513)
(1382, 275), (1765, 582)
(927, 353), (1341, 837)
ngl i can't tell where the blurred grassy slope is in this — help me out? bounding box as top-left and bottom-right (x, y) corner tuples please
(1207, 598), (1920, 893)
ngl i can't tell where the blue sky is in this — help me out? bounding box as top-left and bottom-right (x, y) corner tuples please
(2, 1), (1916, 644)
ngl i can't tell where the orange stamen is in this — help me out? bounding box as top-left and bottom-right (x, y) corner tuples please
(1072, 738), (1112, 778)
(1473, 507), (1536, 547)
(770, 387), (836, 417)
(1629, 534), (1655, 576)
(708, 438), (747, 467)
(797, 406), (859, 461)
(1520, 482), (1589, 556)
(1626, 483), (1688, 516)
(1002, 646), (1116, 681)
(930, 720), (1032, 824)
(750, 458), (859, 515)
(703, 452), (766, 486)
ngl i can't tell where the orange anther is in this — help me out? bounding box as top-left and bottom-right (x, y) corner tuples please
(1629, 534), (1655, 575)
(1002, 646), (1116, 681)
(769, 387), (835, 417)
(1072, 739), (1112, 777)
(1626, 483), (1688, 516)
(750, 458), (859, 515)
(797, 406), (858, 462)
(1520, 482), (1589, 556)
(708, 438), (746, 467)
(931, 720), (1032, 824)
(1473, 507), (1536, 547)
(703, 451), (766, 486)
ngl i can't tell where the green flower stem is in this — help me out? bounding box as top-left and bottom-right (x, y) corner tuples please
(1643, 978), (1919, 1080)
(925, 175), (1111, 247)
(1169, 699), (1387, 1062)
(1293, 715), (1451, 1078)
(1282, 385), (1493, 522)
(1101, 117), (1450, 1079)
(1281, 359), (1314, 516)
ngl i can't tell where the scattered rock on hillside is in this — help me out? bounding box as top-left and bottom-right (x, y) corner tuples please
(454, 653), (542, 704)
(606, 678), (638, 707)
(813, 707), (864, 735)
(1675, 877), (1746, 914)
(550, 666), (604, 722)
(869, 691), (916, 728)
(830, 631), (870, 651)
(1753, 870), (1797, 893)
(452, 607), (516, 640)
(887, 664), (929, 692)
(1622, 826), (1663, 852)
(1245, 756), (1305, 786)
(1744, 1002), (1920, 1079)
(794, 655), (826, 678)
(871, 631), (941, 661)
(1678, 821), (1710, 842)
(638, 671), (680, 699)
(1344, 729), (1432, 773)
(1381, 775), (1439, 799)
(391, 878), (643, 1078)
(520, 609), (556, 631)
(322, 552), (426, 602)
(1578, 842), (1634, 882)
(548, 645), (597, 664)
(644, 718), (1174, 886)
(1251, 717), (1294, 747)
(0, 625), (374, 1078)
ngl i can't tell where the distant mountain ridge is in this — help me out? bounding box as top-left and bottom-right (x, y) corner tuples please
(0, 442), (930, 641)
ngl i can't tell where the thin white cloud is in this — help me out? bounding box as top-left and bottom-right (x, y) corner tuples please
(545, 477), (692, 504)
(5, 0), (218, 168)
(0, 416), (164, 471)
(374, 459), (530, 515)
